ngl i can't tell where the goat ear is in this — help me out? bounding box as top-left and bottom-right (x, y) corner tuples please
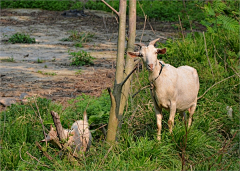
(157, 48), (166, 54)
(128, 52), (141, 58)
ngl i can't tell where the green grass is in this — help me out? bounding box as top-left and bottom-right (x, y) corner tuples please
(1, 28), (239, 171)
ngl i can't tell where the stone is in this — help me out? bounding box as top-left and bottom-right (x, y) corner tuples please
(0, 97), (17, 107)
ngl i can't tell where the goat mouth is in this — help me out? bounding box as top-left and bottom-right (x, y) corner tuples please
(147, 67), (153, 72)
(147, 64), (154, 71)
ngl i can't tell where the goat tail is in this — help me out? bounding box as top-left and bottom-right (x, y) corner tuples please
(83, 101), (90, 122)
(83, 110), (88, 122)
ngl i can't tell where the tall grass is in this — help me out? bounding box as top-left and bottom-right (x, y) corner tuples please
(1, 27), (239, 170)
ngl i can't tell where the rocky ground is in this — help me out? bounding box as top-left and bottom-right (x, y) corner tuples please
(0, 8), (177, 111)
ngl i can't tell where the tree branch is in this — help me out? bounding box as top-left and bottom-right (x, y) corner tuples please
(121, 66), (137, 87)
(101, 0), (119, 16)
(197, 74), (236, 100)
(132, 85), (151, 98)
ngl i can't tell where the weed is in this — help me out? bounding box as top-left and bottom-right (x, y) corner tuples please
(75, 69), (82, 75)
(0, 57), (15, 62)
(8, 33), (36, 44)
(37, 58), (44, 63)
(59, 37), (71, 41)
(74, 42), (83, 48)
(68, 50), (95, 66)
(69, 30), (94, 42)
(52, 57), (56, 62)
(44, 65), (48, 68)
(37, 70), (56, 76)
(37, 70), (43, 74)
(60, 30), (94, 47)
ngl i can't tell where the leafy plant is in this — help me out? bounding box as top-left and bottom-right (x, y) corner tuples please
(68, 50), (95, 66)
(8, 33), (36, 44)
(201, 0), (239, 33)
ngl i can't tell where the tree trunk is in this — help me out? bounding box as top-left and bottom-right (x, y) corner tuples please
(105, 0), (136, 143)
(118, 0), (136, 129)
(106, 0), (127, 142)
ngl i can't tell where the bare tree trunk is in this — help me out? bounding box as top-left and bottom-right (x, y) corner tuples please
(105, 0), (127, 142)
(104, 0), (136, 143)
(118, 0), (136, 129)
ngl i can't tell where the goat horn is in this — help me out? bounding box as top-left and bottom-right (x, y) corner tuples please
(149, 38), (160, 46)
(134, 43), (146, 47)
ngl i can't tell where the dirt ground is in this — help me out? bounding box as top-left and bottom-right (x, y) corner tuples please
(0, 8), (177, 111)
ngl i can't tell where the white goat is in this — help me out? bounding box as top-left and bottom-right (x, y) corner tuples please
(128, 38), (199, 140)
(41, 112), (92, 155)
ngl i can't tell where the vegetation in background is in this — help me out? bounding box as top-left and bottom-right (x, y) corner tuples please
(2, 1), (239, 29)
(68, 50), (95, 66)
(0, 0), (239, 170)
(1, 0), (203, 27)
(201, 0), (239, 33)
(60, 30), (94, 48)
(0, 57), (15, 62)
(7, 33), (36, 44)
(37, 70), (57, 76)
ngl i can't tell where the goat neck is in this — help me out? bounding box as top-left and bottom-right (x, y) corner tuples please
(148, 60), (163, 82)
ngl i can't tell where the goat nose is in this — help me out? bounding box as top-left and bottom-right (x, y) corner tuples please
(148, 64), (153, 71)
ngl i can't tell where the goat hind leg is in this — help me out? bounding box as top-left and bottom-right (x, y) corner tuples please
(168, 102), (176, 133)
(180, 111), (187, 121)
(188, 104), (196, 128)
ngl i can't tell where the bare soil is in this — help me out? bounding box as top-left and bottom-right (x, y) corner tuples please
(0, 8), (177, 111)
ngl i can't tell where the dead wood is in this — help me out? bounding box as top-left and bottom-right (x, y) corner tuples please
(50, 111), (66, 141)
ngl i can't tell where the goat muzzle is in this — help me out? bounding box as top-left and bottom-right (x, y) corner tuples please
(147, 64), (153, 71)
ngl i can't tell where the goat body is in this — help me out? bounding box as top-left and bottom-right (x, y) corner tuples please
(128, 38), (199, 140)
(41, 112), (92, 155)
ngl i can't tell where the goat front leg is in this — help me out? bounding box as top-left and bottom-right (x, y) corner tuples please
(168, 102), (176, 133)
(156, 108), (163, 141)
(150, 91), (163, 141)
